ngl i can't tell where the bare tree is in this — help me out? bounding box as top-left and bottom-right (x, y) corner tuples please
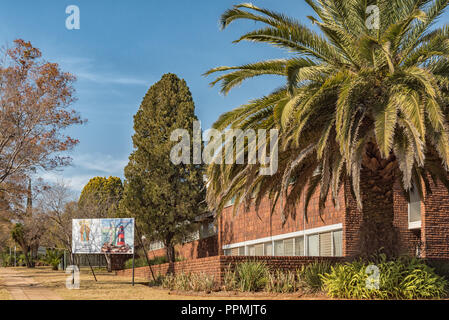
(39, 180), (76, 252)
(0, 39), (84, 190)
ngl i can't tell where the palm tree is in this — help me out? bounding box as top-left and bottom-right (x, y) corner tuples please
(204, 0), (449, 257)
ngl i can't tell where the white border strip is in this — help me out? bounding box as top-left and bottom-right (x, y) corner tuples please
(222, 223), (343, 250)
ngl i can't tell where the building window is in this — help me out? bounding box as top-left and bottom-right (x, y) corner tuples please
(284, 238), (294, 256)
(264, 242), (273, 256)
(295, 236), (304, 256)
(308, 234), (320, 257)
(199, 221), (217, 239)
(222, 225), (343, 258)
(333, 230), (343, 257)
(149, 241), (164, 251)
(224, 195), (236, 208)
(274, 240), (284, 256)
(409, 182), (422, 229)
(255, 244), (264, 256)
(319, 232), (333, 257)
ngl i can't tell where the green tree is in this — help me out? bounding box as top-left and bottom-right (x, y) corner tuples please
(122, 73), (206, 263)
(205, 1), (449, 258)
(79, 176), (124, 218)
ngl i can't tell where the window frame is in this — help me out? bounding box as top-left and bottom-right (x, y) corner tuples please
(408, 182), (422, 230)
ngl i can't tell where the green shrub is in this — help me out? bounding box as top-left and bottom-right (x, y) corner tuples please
(321, 255), (448, 299)
(266, 270), (298, 293)
(223, 264), (238, 291)
(235, 261), (269, 292)
(17, 253), (27, 266)
(148, 275), (165, 287)
(0, 251), (13, 267)
(297, 261), (333, 292)
(44, 249), (63, 270)
(425, 259), (449, 280)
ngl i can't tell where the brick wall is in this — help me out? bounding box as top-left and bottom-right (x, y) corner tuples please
(117, 256), (223, 281)
(111, 254), (132, 271)
(219, 187), (345, 250)
(117, 255), (345, 284)
(422, 180), (449, 258)
(147, 236), (218, 260)
(137, 179), (449, 261)
(392, 179), (421, 256)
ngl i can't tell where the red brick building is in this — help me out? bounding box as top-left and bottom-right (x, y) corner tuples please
(148, 179), (449, 260)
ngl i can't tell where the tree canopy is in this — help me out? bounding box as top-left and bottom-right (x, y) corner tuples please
(205, 0), (449, 218)
(121, 73), (206, 262)
(79, 176), (124, 218)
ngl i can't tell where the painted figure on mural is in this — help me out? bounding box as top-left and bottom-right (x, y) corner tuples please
(79, 220), (91, 242)
(117, 225), (125, 246)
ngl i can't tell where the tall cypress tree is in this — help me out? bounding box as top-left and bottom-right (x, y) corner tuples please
(122, 73), (206, 262)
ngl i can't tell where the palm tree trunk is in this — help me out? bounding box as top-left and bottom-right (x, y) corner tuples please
(357, 142), (399, 258)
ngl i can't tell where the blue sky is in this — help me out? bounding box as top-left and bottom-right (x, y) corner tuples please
(1, 1), (448, 193)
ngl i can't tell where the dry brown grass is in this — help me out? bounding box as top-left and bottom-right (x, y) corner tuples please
(9, 267), (293, 300)
(0, 278), (11, 300)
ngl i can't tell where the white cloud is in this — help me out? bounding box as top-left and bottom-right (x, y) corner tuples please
(57, 56), (149, 86)
(39, 171), (94, 193)
(76, 72), (148, 86)
(38, 153), (128, 193)
(72, 153), (128, 174)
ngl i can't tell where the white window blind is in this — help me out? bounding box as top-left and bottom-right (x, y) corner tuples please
(319, 232), (332, 257)
(255, 244), (264, 256)
(274, 240), (284, 256)
(295, 236), (304, 256)
(284, 238), (294, 256)
(409, 184), (421, 223)
(308, 234), (319, 256)
(264, 242), (273, 256)
(333, 231), (343, 257)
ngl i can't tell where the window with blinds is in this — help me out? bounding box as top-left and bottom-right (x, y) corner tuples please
(295, 237), (304, 256)
(222, 228), (343, 258)
(333, 231), (343, 257)
(308, 234), (319, 256)
(274, 240), (284, 256)
(255, 244), (264, 256)
(264, 242), (273, 256)
(409, 182), (421, 228)
(284, 238), (294, 256)
(319, 232), (332, 257)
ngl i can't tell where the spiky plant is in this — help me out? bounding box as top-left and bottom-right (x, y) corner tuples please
(205, 1), (449, 257)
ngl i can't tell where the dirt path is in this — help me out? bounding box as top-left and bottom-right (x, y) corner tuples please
(0, 268), (62, 300)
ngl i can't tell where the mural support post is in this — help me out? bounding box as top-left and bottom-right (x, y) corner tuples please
(86, 254), (97, 282)
(135, 224), (156, 281)
(132, 251), (135, 286)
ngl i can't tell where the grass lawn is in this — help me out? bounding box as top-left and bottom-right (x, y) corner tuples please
(6, 267), (304, 300)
